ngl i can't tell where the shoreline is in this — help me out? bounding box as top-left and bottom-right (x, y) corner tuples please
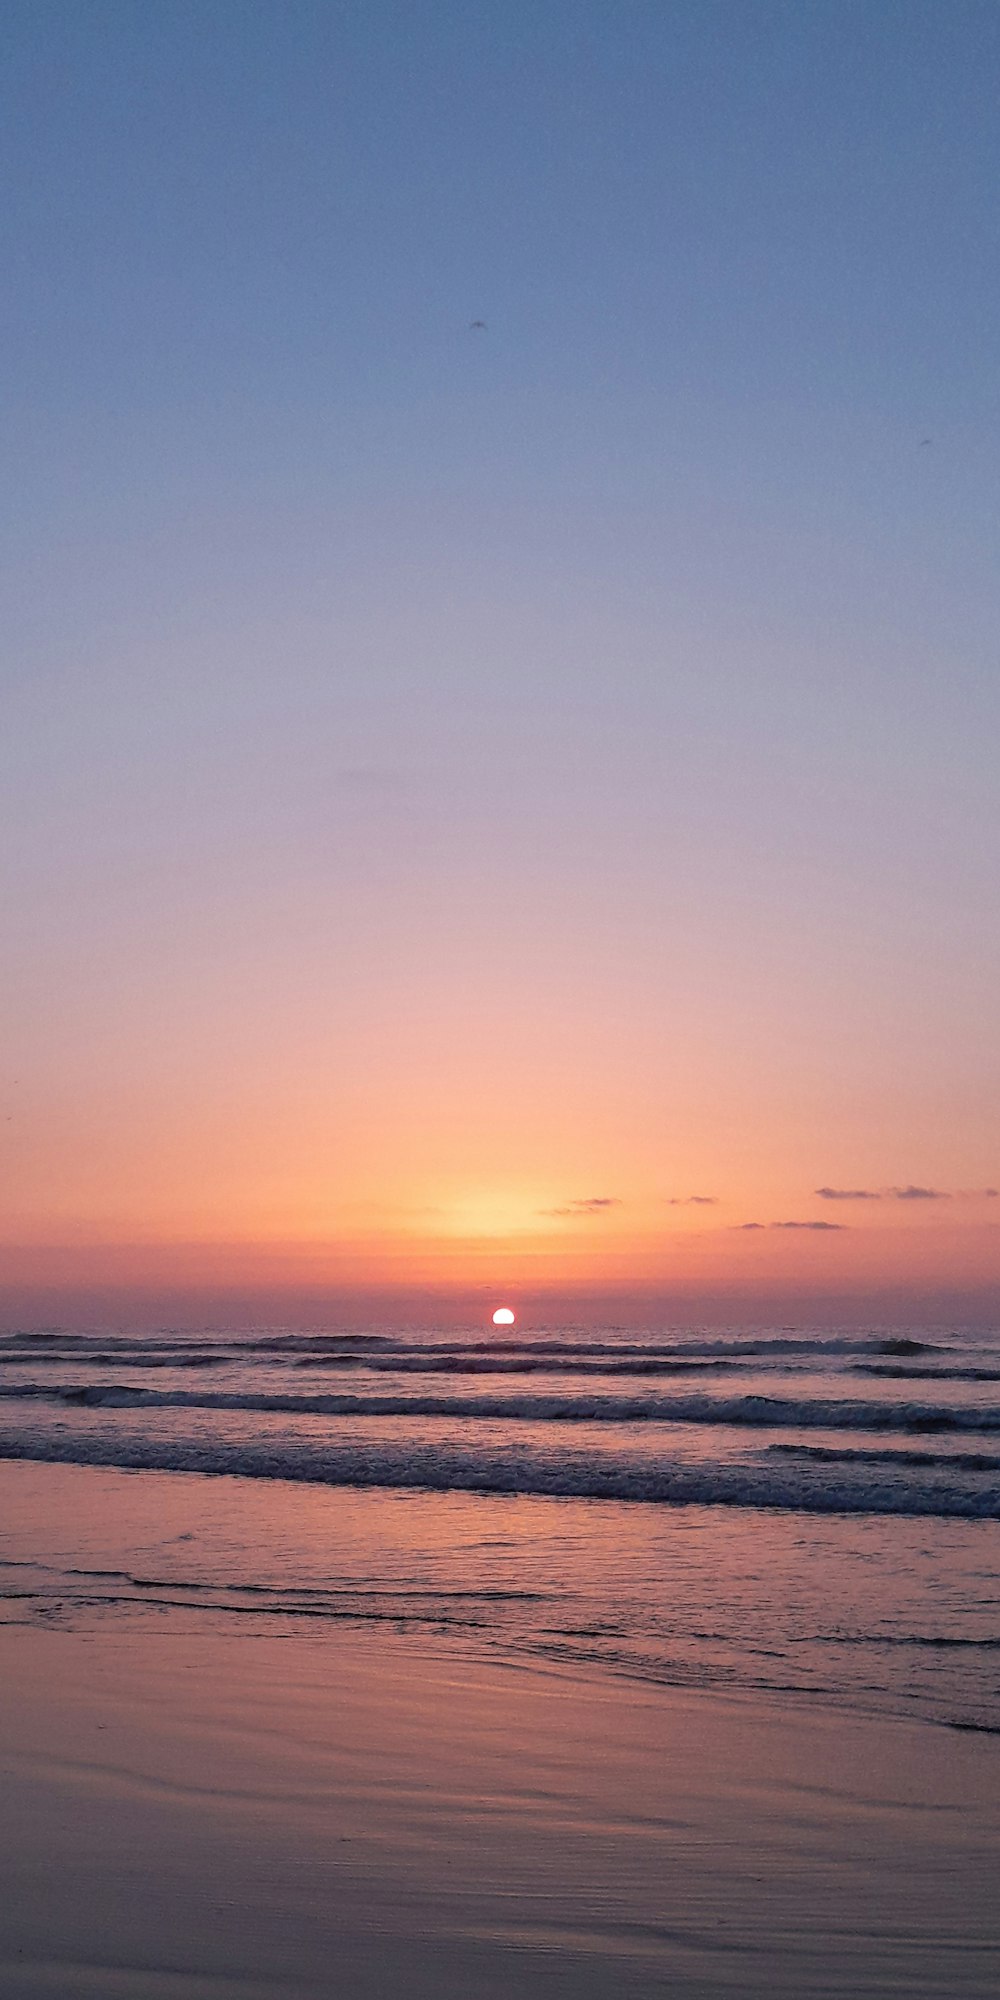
(2, 1454), (998, 1737)
(1, 1457), (998, 1997)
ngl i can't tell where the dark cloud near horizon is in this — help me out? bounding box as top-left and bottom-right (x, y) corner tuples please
(735, 1219), (846, 1232)
(817, 1182), (998, 1203)
(772, 1220), (846, 1231)
(815, 1187), (880, 1201)
(541, 1196), (622, 1218)
(668, 1195), (719, 1207)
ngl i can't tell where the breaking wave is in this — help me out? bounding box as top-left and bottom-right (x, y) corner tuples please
(0, 1424), (997, 1517)
(2, 1378), (999, 1434)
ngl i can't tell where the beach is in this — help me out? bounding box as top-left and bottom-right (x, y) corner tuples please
(1, 1450), (998, 1999)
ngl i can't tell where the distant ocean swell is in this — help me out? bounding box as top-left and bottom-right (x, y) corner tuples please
(0, 1423), (998, 1517)
(3, 1330), (990, 1384)
(0, 1352), (787, 1379)
(0, 1331), (944, 1361)
(2, 1379), (1000, 1433)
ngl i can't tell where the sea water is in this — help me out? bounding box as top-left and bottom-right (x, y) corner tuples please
(0, 1328), (996, 1736)
(1, 1321), (997, 1737)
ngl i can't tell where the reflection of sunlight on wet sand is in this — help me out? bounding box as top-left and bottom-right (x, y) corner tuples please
(1, 1613), (997, 1998)
(2, 1452), (999, 1991)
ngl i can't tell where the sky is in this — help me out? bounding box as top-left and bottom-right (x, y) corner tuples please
(2, 0), (999, 1321)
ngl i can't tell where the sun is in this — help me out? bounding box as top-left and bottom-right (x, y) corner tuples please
(491, 1307), (516, 1326)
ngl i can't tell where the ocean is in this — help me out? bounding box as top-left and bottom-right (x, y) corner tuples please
(2, 1319), (998, 1737)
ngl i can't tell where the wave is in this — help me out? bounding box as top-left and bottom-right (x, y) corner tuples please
(0, 1351), (236, 1371)
(0, 1426), (997, 1517)
(816, 1630), (1000, 1650)
(0, 1330), (950, 1362)
(289, 1355), (752, 1377)
(3, 1379), (1000, 1434)
(0, 1350), (756, 1379)
(768, 1443), (1000, 1472)
(852, 1364), (1000, 1383)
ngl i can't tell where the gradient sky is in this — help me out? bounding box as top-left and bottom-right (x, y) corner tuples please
(2, 0), (999, 1313)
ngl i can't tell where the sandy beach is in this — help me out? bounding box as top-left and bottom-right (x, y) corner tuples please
(1, 1464), (997, 1999)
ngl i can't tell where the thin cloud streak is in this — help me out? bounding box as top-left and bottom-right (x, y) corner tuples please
(541, 1197), (623, 1219)
(733, 1220), (847, 1232)
(772, 1220), (847, 1232)
(816, 1187), (881, 1201)
(668, 1195), (719, 1207)
(816, 1183), (1000, 1202)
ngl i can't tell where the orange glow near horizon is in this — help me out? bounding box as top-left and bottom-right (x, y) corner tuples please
(3, 1034), (998, 1303)
(3, 713), (997, 1314)
(3, 4), (999, 1331)
(0, 1197), (998, 1309)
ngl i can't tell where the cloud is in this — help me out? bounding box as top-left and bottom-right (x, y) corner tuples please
(816, 1181), (1000, 1203)
(771, 1220), (847, 1231)
(667, 1195), (719, 1207)
(541, 1196), (622, 1218)
(734, 1218), (845, 1233)
(815, 1187), (880, 1201)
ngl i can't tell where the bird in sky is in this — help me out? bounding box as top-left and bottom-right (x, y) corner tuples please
(469, 319), (487, 331)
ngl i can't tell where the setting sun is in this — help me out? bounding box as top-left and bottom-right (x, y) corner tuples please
(491, 1307), (516, 1326)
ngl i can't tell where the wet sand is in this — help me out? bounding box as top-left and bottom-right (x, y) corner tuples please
(0, 1613), (997, 1999)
